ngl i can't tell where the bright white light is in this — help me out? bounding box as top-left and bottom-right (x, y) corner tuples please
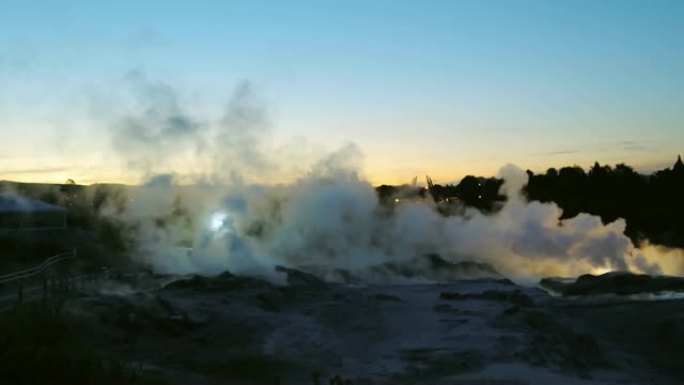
(209, 212), (228, 232)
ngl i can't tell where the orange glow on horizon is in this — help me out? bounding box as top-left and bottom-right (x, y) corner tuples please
(1, 153), (678, 187)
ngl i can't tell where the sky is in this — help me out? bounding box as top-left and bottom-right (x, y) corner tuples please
(0, 0), (682, 185)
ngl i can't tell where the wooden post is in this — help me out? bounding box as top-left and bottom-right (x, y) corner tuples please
(43, 275), (48, 301)
(17, 279), (23, 306)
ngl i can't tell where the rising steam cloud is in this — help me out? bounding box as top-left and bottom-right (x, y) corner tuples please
(110, 72), (289, 184)
(106, 76), (684, 282)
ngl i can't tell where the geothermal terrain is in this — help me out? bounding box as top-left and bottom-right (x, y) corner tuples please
(2, 165), (683, 384)
(57, 257), (684, 385)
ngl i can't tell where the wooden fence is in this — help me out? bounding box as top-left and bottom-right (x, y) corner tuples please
(0, 249), (77, 311)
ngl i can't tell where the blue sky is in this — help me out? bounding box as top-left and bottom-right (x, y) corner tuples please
(1, 0), (682, 184)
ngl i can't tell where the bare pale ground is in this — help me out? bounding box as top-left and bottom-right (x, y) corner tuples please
(67, 272), (684, 385)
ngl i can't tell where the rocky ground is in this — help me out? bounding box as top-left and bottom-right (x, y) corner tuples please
(64, 268), (684, 385)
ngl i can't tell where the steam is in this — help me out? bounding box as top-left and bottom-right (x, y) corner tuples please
(103, 76), (683, 282)
(112, 72), (204, 175)
(113, 161), (681, 282)
(110, 73), (288, 184)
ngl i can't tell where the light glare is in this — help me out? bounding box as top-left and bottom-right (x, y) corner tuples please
(209, 212), (228, 232)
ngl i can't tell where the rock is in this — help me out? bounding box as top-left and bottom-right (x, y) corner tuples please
(372, 254), (504, 282)
(433, 304), (454, 312)
(523, 311), (555, 331)
(255, 291), (282, 312)
(374, 293), (402, 302)
(164, 275), (214, 290)
(657, 318), (684, 340)
(329, 268), (365, 285)
(432, 304), (473, 316)
(439, 290), (533, 306)
(439, 291), (467, 300)
(89, 292), (202, 336)
(501, 309), (607, 371)
(275, 265), (327, 287)
(503, 306), (520, 315)
(163, 272), (271, 291)
(541, 272), (684, 296)
(216, 270), (235, 280)
(482, 290), (534, 306)
(332, 293), (348, 301)
(400, 348), (485, 379)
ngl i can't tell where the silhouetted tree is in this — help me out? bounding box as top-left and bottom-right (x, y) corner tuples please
(523, 156), (684, 247)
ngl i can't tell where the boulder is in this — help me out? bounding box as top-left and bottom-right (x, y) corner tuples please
(439, 289), (533, 306)
(163, 272), (271, 291)
(372, 253), (504, 282)
(541, 272), (684, 296)
(274, 265), (327, 288)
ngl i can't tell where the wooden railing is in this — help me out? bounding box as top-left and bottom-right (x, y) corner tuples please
(0, 249), (77, 311)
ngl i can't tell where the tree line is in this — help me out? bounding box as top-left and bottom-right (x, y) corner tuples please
(2, 155), (683, 251)
(377, 156), (684, 248)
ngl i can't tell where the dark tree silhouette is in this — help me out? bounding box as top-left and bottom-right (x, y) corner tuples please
(524, 156), (684, 247)
(374, 155), (684, 248)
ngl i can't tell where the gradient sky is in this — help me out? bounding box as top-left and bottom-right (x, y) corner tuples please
(1, 0), (683, 185)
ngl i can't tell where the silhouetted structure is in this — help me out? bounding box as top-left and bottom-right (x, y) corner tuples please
(674, 155), (684, 173)
(0, 193), (66, 229)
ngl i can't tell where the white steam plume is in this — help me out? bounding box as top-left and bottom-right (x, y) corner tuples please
(115, 161), (680, 282)
(103, 76), (682, 281)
